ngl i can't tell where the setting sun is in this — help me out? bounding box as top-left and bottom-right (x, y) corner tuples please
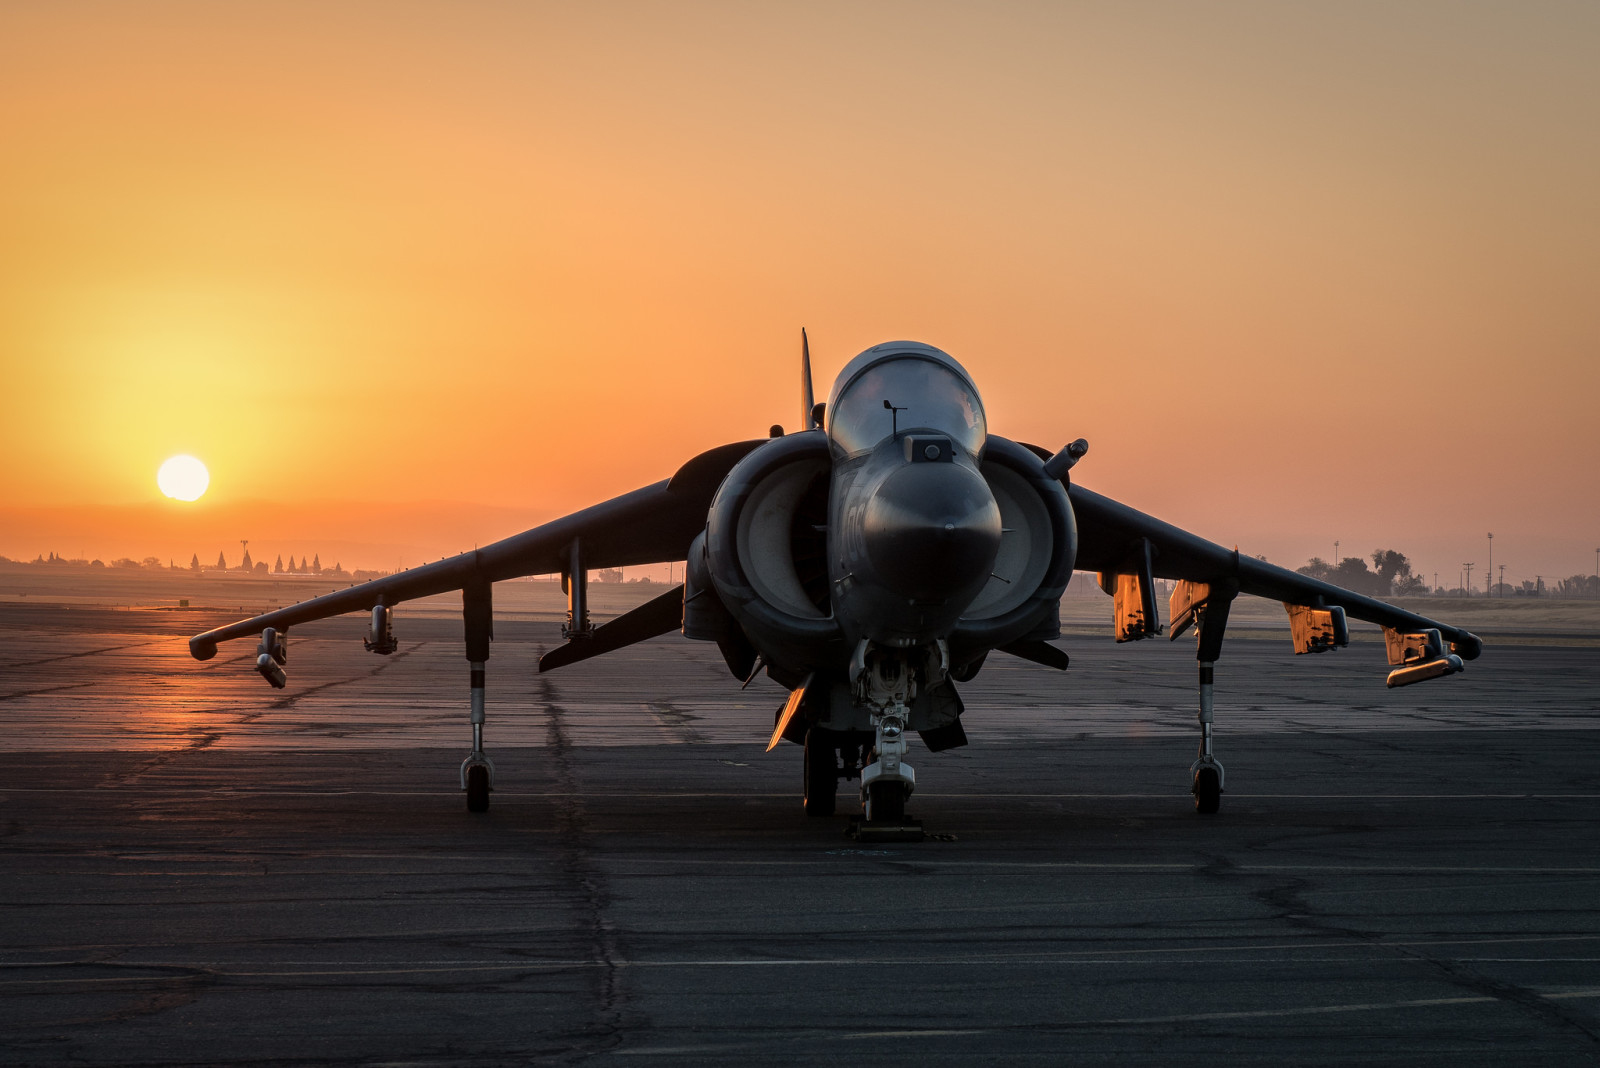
(156, 455), (209, 502)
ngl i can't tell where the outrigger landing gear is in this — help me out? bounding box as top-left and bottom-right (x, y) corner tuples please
(461, 660), (495, 813)
(1171, 577), (1235, 816)
(1190, 661), (1224, 815)
(460, 577), (495, 814)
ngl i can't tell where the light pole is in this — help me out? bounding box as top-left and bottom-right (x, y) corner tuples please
(1499, 564), (1505, 595)
(1334, 540), (1340, 567)
(1486, 533), (1493, 596)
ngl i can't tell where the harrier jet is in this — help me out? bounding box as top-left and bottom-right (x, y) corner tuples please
(191, 337), (1481, 832)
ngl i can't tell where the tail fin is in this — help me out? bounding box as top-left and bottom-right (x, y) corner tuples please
(800, 328), (816, 430)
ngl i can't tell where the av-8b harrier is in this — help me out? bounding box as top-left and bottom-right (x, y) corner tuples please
(191, 337), (1482, 832)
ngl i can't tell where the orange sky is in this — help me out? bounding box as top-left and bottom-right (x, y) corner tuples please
(2, 2), (1597, 586)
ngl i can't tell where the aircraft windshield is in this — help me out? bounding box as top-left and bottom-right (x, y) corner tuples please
(829, 357), (986, 457)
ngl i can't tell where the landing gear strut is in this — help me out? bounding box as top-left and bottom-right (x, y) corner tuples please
(847, 645), (923, 840)
(1172, 578), (1235, 816)
(461, 660), (494, 813)
(1190, 661), (1223, 814)
(460, 577), (495, 813)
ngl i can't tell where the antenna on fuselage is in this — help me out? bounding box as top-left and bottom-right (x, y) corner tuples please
(883, 398), (907, 437)
(800, 328), (817, 430)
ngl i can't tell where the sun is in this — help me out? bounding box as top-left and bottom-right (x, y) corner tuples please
(157, 455), (210, 502)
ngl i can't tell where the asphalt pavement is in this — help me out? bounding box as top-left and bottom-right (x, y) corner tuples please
(3, 604), (1599, 1065)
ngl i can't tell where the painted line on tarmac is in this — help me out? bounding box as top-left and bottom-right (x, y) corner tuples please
(8, 945), (1600, 982)
(851, 988), (1600, 1031)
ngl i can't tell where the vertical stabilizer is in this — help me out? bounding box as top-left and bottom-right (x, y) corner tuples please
(801, 328), (816, 430)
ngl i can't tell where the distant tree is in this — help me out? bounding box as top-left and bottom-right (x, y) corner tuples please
(1297, 557), (1333, 581)
(90, 559), (105, 568)
(142, 556), (163, 570)
(216, 551), (227, 570)
(190, 553), (201, 571)
(1370, 549), (1423, 596)
(112, 557), (140, 569)
(312, 554), (321, 574)
(1558, 574), (1599, 598)
(1331, 557), (1385, 597)
(240, 549), (253, 572)
(274, 555), (284, 574)
(254, 561), (268, 575)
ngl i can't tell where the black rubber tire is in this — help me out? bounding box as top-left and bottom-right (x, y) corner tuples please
(466, 764), (491, 813)
(803, 728), (837, 817)
(1193, 767), (1221, 815)
(867, 781), (905, 823)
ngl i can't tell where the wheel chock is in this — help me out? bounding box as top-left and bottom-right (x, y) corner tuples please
(848, 817), (924, 843)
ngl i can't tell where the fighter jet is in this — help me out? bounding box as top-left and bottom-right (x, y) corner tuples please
(190, 337), (1482, 833)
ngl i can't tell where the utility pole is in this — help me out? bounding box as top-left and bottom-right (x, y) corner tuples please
(1499, 564), (1505, 595)
(1433, 571), (1438, 594)
(1334, 540), (1340, 566)
(1463, 562), (1474, 595)
(1486, 533), (1493, 596)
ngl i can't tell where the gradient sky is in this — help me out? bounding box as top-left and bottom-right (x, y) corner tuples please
(2, 1), (1597, 586)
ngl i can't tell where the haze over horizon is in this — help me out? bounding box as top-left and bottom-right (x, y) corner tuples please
(3, 2), (1596, 586)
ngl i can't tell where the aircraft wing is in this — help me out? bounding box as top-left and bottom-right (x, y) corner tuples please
(1067, 483), (1483, 660)
(188, 439), (764, 660)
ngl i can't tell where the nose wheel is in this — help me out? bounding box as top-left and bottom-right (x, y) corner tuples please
(864, 780), (907, 823)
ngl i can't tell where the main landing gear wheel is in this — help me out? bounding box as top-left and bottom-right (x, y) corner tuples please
(804, 727), (837, 817)
(1193, 766), (1221, 815)
(465, 763), (491, 813)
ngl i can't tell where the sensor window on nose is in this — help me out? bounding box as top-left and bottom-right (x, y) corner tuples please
(904, 436), (953, 463)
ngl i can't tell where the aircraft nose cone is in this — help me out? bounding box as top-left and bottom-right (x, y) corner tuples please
(863, 462), (1002, 602)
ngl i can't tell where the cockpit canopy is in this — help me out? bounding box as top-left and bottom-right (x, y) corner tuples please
(826, 343), (987, 459)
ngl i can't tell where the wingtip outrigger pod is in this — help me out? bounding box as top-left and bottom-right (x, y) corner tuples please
(1383, 627), (1465, 688)
(255, 627), (287, 689)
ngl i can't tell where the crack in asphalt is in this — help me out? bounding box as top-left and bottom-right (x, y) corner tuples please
(1237, 862), (1600, 1052)
(538, 670), (627, 1061)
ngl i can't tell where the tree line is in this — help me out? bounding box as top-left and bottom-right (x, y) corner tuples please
(1296, 550), (1427, 597)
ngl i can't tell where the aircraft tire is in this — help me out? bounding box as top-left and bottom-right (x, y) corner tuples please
(1193, 767), (1221, 815)
(867, 781), (905, 823)
(804, 727), (837, 817)
(466, 764), (491, 813)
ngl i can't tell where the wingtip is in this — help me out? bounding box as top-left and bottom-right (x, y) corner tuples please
(189, 637), (217, 661)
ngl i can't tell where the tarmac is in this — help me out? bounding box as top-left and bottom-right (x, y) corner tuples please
(3, 602), (1600, 1065)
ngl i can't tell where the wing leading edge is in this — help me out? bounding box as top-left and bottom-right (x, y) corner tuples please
(188, 439), (764, 660)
